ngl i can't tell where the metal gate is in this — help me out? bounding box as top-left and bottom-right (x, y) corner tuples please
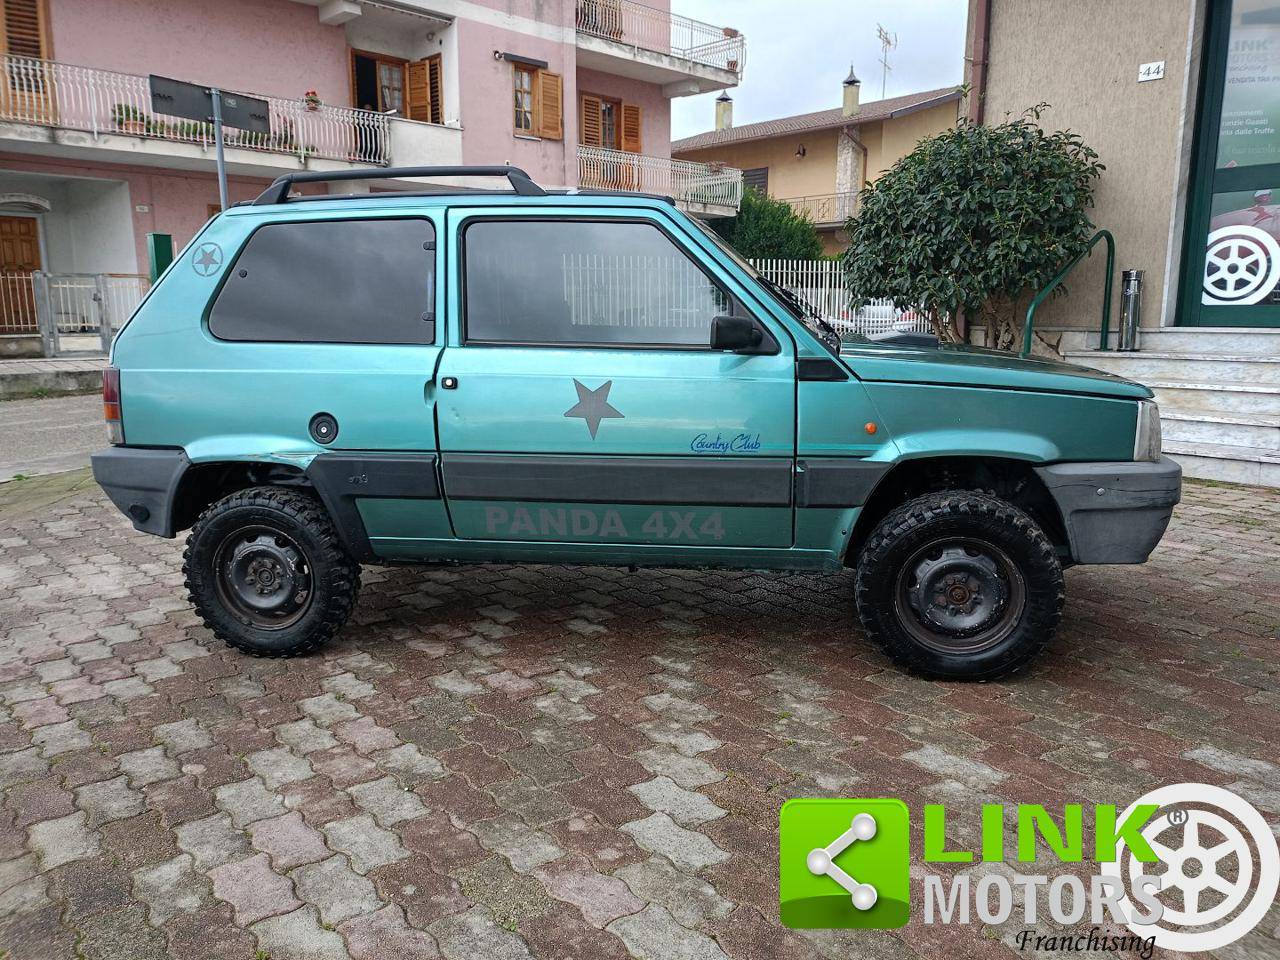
(22, 272), (149, 356)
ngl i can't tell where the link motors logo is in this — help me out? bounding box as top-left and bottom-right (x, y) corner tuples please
(779, 784), (1279, 954)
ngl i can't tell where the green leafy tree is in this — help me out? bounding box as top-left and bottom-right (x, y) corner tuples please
(712, 187), (825, 261)
(842, 105), (1104, 350)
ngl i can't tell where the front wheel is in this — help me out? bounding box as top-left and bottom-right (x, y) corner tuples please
(854, 490), (1064, 680)
(184, 486), (360, 657)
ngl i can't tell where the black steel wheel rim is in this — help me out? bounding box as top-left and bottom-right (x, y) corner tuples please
(893, 536), (1026, 655)
(213, 524), (313, 630)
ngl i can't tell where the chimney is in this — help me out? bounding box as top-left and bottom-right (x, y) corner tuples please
(843, 65), (861, 117)
(715, 91), (733, 130)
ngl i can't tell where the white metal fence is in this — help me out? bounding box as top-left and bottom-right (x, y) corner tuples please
(578, 145), (743, 209)
(779, 193), (859, 225)
(0, 55), (390, 165)
(0, 271), (148, 354)
(561, 253), (728, 329)
(749, 258), (929, 337)
(575, 0), (744, 74)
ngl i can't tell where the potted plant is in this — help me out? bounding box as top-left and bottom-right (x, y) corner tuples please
(303, 90), (321, 112)
(111, 103), (148, 135)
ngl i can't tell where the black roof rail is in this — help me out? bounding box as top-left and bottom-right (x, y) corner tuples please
(252, 166), (546, 205)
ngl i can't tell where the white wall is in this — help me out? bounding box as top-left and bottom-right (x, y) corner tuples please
(0, 172), (137, 274)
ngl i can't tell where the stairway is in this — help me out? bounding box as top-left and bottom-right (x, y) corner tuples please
(1063, 329), (1280, 488)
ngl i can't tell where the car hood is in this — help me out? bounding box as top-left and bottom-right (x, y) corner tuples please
(837, 339), (1152, 399)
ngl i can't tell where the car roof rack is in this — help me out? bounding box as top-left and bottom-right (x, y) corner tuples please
(252, 166), (546, 205)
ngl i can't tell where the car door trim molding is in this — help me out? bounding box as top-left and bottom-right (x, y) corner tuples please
(306, 452), (441, 562)
(440, 453), (793, 506)
(795, 458), (892, 507)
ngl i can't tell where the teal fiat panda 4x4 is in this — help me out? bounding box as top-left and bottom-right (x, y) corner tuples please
(92, 166), (1180, 680)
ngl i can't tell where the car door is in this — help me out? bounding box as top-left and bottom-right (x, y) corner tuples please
(435, 208), (796, 551)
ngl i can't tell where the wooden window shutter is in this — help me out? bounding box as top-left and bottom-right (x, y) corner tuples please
(1, 0), (47, 58)
(580, 94), (603, 147)
(621, 103), (642, 154)
(536, 70), (562, 140)
(427, 54), (443, 124)
(406, 59), (432, 122)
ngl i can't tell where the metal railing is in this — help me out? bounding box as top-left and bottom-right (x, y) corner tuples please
(0, 271), (148, 354)
(1021, 229), (1114, 358)
(779, 193), (860, 225)
(0, 55), (391, 165)
(578, 145), (743, 209)
(575, 0), (744, 74)
(0, 271), (38, 334)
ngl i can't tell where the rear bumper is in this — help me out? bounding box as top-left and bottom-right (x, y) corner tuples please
(91, 447), (189, 538)
(1034, 456), (1182, 564)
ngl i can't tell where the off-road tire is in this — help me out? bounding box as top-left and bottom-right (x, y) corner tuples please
(184, 486), (360, 657)
(854, 490), (1064, 680)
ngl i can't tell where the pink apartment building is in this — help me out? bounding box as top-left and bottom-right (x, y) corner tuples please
(0, 0), (744, 354)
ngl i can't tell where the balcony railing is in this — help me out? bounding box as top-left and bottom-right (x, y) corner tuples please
(779, 192), (860, 225)
(578, 145), (743, 209)
(0, 55), (390, 165)
(575, 0), (744, 75)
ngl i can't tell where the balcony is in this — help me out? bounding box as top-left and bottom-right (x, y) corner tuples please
(575, 0), (743, 96)
(0, 55), (461, 177)
(578, 145), (743, 218)
(779, 192), (860, 227)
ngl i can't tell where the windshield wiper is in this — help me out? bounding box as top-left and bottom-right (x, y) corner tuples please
(759, 276), (842, 347)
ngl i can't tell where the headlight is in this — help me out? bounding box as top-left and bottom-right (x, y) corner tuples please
(1134, 400), (1162, 462)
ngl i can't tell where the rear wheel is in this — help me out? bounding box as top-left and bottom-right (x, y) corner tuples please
(854, 490), (1064, 680)
(184, 486), (359, 657)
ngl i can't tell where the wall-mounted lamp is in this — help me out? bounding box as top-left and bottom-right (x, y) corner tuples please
(795, 144), (807, 159)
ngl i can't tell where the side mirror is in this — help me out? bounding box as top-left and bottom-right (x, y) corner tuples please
(710, 315), (768, 353)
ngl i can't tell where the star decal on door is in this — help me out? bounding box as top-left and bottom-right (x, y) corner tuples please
(563, 379), (624, 439)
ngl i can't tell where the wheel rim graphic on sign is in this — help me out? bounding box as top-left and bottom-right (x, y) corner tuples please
(1202, 225), (1280, 305)
(1099, 783), (1280, 953)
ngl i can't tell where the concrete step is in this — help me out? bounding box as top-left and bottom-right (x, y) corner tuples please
(1148, 380), (1280, 416)
(1065, 327), (1280, 354)
(1161, 409), (1280, 449)
(1064, 351), (1280, 385)
(1165, 439), (1280, 488)
(0, 357), (105, 400)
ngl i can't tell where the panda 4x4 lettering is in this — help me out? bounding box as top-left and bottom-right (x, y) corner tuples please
(91, 166), (1181, 680)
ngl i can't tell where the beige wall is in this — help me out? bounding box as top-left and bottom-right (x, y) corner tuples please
(969, 0), (1200, 332)
(678, 129), (842, 202)
(863, 101), (962, 180)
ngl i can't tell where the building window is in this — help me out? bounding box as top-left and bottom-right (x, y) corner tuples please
(351, 51), (408, 114)
(511, 64), (562, 139)
(464, 219), (731, 348)
(580, 94), (642, 153)
(743, 167), (769, 195)
(1, 0), (48, 59)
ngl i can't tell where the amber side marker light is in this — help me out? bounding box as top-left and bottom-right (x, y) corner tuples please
(864, 422), (878, 435)
(103, 367), (123, 445)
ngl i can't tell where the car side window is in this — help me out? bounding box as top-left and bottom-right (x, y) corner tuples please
(208, 218), (435, 344)
(464, 218), (731, 347)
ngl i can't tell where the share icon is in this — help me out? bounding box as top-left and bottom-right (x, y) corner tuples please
(805, 812), (879, 910)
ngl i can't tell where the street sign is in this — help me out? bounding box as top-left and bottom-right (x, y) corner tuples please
(148, 75), (269, 133)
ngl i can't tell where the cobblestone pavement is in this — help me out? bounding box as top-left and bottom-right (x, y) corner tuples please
(0, 474), (1277, 960)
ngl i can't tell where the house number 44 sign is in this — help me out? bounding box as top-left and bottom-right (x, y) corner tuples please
(1138, 60), (1166, 82)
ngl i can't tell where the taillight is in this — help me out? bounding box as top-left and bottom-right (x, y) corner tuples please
(103, 367), (123, 445)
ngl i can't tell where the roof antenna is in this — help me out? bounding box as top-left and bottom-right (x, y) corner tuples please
(876, 23), (897, 99)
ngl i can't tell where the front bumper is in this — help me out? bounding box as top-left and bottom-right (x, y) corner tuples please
(91, 447), (189, 538)
(1034, 456), (1182, 564)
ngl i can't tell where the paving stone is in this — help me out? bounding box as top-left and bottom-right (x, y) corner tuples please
(534, 854), (644, 928)
(131, 853), (208, 926)
(470, 814), (564, 873)
(615, 855), (734, 927)
(246, 745), (314, 789)
(248, 810), (330, 870)
(300, 693), (361, 726)
(291, 853), (381, 926)
(102, 676), (154, 701)
(74, 774), (145, 827)
(76, 904), (169, 960)
(31, 719), (91, 757)
(369, 858), (470, 928)
(323, 672), (377, 701)
(175, 812), (252, 870)
(323, 813), (410, 874)
(28, 810), (98, 870)
(621, 813), (729, 872)
(213, 777), (286, 828)
(377, 742), (446, 785)
(153, 717), (213, 754)
(349, 774), (428, 827)
(430, 670), (486, 697)
(339, 903), (440, 960)
(209, 851), (302, 925)
(627, 776), (727, 826)
(118, 745), (181, 788)
(430, 905), (535, 960)
(633, 747), (725, 789)
(606, 904), (730, 960)
(250, 905), (350, 960)
(275, 717), (340, 754)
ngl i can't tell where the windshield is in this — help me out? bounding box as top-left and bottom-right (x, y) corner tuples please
(688, 219), (844, 352)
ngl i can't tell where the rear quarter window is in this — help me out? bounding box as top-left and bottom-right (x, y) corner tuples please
(208, 217), (435, 344)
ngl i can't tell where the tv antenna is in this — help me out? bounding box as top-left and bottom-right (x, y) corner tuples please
(876, 23), (897, 99)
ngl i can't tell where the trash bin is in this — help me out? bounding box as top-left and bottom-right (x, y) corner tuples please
(1119, 269), (1143, 352)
